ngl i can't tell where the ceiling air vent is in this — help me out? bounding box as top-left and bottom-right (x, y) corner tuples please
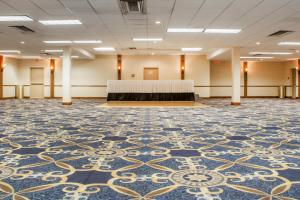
(268, 30), (294, 37)
(9, 25), (35, 33)
(119, 0), (146, 15)
(129, 47), (137, 50)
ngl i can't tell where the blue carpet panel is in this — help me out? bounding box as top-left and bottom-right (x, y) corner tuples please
(0, 99), (299, 200)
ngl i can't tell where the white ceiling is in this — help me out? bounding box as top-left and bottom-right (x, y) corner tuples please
(0, 0), (300, 60)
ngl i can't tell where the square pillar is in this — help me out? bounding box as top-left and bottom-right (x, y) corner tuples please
(62, 47), (72, 105)
(231, 47), (241, 105)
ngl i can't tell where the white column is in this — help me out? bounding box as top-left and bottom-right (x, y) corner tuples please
(231, 47), (241, 105)
(62, 47), (72, 105)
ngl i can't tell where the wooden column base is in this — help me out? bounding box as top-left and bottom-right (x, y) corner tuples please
(62, 102), (72, 105)
(231, 102), (241, 106)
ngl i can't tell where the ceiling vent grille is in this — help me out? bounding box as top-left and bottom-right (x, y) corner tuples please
(119, 0), (146, 15)
(9, 25), (35, 33)
(268, 30), (294, 37)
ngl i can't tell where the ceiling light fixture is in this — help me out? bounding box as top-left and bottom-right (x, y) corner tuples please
(155, 21), (161, 24)
(0, 50), (21, 54)
(0, 15), (33, 21)
(93, 47), (116, 51)
(43, 41), (72, 44)
(240, 56), (274, 59)
(204, 29), (241, 33)
(133, 38), (163, 42)
(167, 28), (204, 33)
(256, 42), (261, 45)
(181, 48), (202, 52)
(44, 50), (63, 53)
(73, 40), (102, 44)
(20, 41), (25, 44)
(278, 42), (300, 46)
(249, 52), (292, 55)
(39, 20), (82, 25)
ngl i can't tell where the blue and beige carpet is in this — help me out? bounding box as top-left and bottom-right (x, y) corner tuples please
(0, 99), (299, 200)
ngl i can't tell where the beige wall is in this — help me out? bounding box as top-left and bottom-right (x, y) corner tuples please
(2, 55), (299, 99)
(122, 55), (210, 97)
(3, 57), (19, 98)
(210, 61), (244, 97)
(210, 60), (298, 97)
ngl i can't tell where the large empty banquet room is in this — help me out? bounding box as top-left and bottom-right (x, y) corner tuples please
(0, 0), (300, 200)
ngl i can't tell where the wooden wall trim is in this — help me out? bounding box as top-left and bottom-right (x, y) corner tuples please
(117, 55), (122, 80)
(0, 55), (3, 99)
(50, 59), (55, 98)
(243, 62), (248, 97)
(180, 55), (185, 80)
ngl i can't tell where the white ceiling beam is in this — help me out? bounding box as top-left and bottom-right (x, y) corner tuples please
(73, 48), (95, 59)
(207, 48), (230, 60)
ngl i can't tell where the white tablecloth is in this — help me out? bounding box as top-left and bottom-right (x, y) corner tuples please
(107, 80), (194, 93)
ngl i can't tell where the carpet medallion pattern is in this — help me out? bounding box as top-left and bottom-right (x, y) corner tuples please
(0, 99), (299, 200)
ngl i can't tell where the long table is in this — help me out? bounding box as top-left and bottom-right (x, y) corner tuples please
(107, 80), (195, 101)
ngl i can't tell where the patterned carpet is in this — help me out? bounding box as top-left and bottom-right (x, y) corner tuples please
(0, 98), (299, 200)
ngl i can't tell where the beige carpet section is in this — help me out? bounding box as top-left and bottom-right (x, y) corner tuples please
(99, 101), (207, 107)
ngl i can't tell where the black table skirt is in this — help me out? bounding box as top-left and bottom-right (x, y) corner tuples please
(107, 93), (195, 101)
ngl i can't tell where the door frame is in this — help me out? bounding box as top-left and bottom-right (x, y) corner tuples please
(30, 67), (44, 99)
(143, 67), (159, 80)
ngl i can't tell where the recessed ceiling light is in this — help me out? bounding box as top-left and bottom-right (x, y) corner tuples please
(133, 38), (163, 42)
(155, 21), (161, 24)
(39, 20), (82, 25)
(0, 50), (21, 54)
(278, 42), (300, 46)
(60, 55), (79, 58)
(22, 56), (42, 59)
(0, 15), (33, 21)
(204, 29), (241, 33)
(249, 52), (292, 55)
(43, 41), (72, 44)
(256, 42), (261, 45)
(181, 48), (202, 52)
(44, 50), (63, 53)
(73, 40), (102, 44)
(93, 47), (116, 51)
(240, 56), (274, 59)
(20, 41), (25, 44)
(167, 28), (204, 33)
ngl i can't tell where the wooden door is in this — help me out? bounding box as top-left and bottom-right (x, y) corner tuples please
(144, 68), (159, 80)
(30, 68), (44, 98)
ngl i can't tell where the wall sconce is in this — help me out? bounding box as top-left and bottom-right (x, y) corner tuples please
(118, 65), (121, 70)
(2, 64), (6, 69)
(181, 66), (185, 70)
(245, 67), (248, 72)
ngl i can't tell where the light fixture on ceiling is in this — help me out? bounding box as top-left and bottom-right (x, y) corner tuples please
(44, 50), (63, 53)
(0, 50), (21, 54)
(93, 47), (116, 51)
(0, 15), (33, 21)
(167, 28), (204, 33)
(181, 48), (202, 52)
(133, 38), (163, 42)
(155, 21), (161, 24)
(204, 29), (241, 34)
(256, 42), (261, 45)
(278, 42), (300, 46)
(20, 41), (25, 44)
(60, 55), (79, 58)
(22, 56), (42, 59)
(240, 56), (274, 59)
(43, 41), (72, 44)
(73, 40), (102, 44)
(249, 52), (292, 55)
(39, 20), (82, 25)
